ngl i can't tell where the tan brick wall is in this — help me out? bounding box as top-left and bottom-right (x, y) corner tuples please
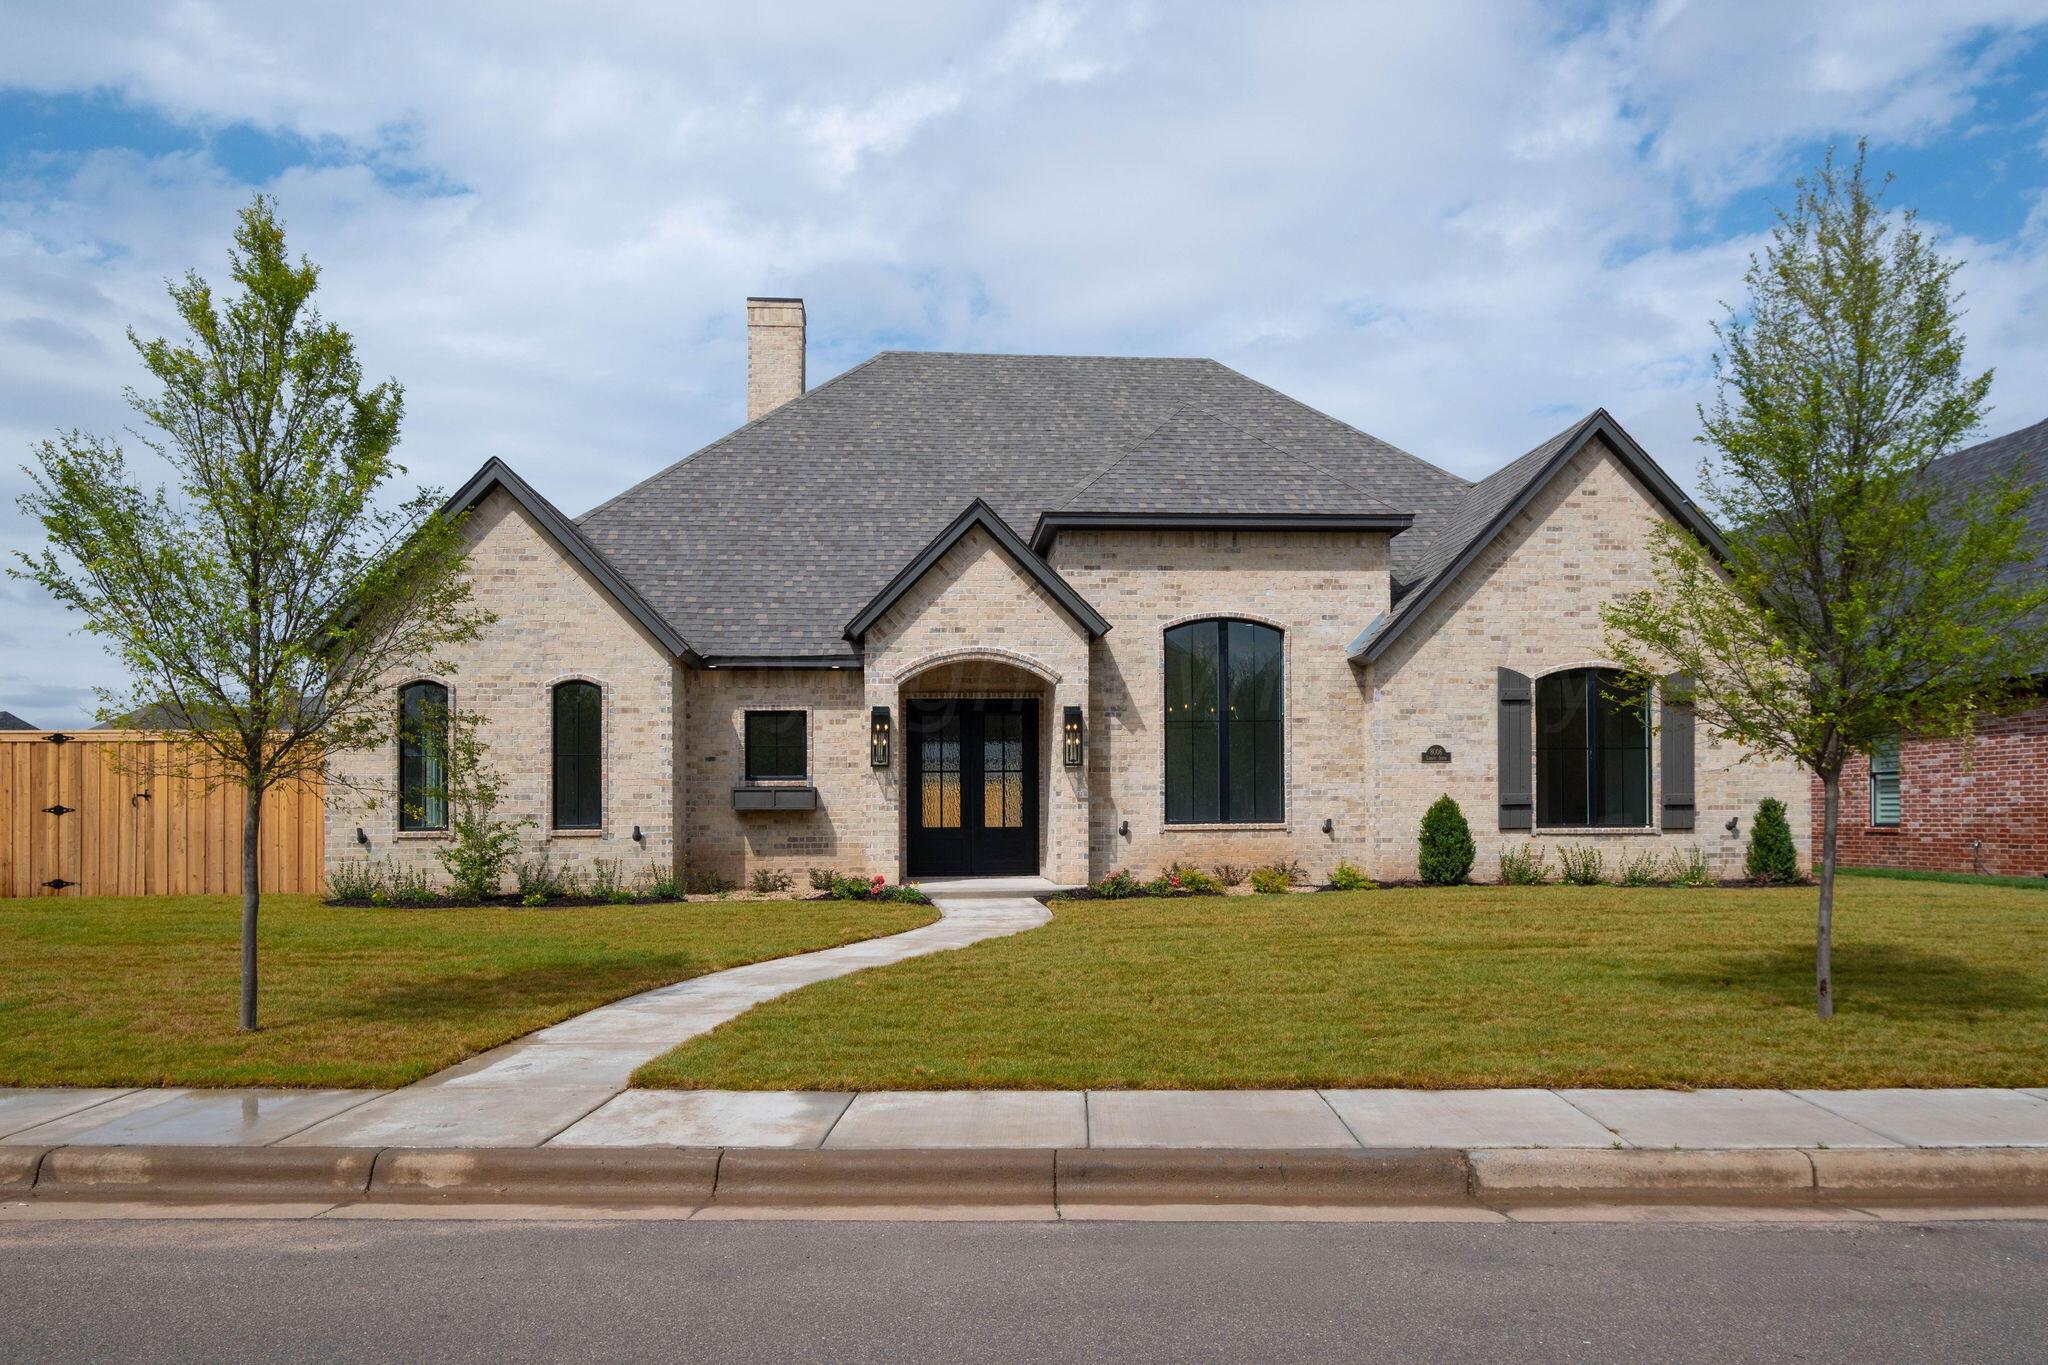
(1051, 529), (1389, 883)
(1366, 437), (1810, 881)
(681, 666), (869, 886)
(324, 488), (680, 890)
(861, 525), (1093, 884)
(746, 298), (805, 422)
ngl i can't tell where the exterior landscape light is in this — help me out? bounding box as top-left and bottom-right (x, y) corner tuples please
(870, 706), (892, 768)
(1063, 705), (1084, 767)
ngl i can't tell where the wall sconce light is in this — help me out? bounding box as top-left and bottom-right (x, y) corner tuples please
(1118, 820), (1130, 839)
(1725, 816), (1740, 835)
(1321, 818), (1334, 835)
(1062, 705), (1084, 767)
(632, 825), (644, 844)
(355, 826), (369, 847)
(870, 706), (892, 768)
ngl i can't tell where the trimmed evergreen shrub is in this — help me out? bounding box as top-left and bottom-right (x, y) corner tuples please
(1746, 797), (1800, 883)
(1417, 794), (1475, 885)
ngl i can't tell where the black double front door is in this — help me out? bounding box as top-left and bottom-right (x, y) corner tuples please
(904, 698), (1040, 878)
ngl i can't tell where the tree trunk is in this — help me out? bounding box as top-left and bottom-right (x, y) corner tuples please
(240, 782), (262, 1032)
(1817, 770), (1839, 1020)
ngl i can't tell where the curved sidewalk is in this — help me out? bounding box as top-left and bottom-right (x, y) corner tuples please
(271, 888), (1052, 1147)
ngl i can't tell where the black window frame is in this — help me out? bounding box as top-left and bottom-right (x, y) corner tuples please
(1163, 618), (1285, 825)
(744, 710), (808, 782)
(397, 680), (449, 832)
(1535, 667), (1652, 829)
(1869, 736), (1901, 828)
(551, 679), (604, 831)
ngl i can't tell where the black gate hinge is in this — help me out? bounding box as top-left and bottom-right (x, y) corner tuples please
(42, 805), (74, 816)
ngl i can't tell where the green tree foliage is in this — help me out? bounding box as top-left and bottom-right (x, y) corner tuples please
(1746, 798), (1800, 885)
(1602, 146), (2048, 1016)
(1418, 794), (1475, 885)
(13, 196), (488, 1029)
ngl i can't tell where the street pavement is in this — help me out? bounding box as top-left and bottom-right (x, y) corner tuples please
(1, 1216), (2042, 1363)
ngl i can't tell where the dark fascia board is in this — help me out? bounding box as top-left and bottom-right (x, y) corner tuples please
(845, 499), (1112, 642)
(1350, 410), (1726, 666)
(1029, 511), (1414, 554)
(700, 654), (862, 669)
(444, 458), (701, 663)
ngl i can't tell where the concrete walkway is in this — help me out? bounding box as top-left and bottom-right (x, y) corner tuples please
(6, 1085), (2048, 1152)
(24, 883), (1052, 1150)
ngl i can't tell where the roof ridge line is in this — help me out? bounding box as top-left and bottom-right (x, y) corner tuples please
(1198, 359), (1472, 490)
(1051, 403), (1193, 512)
(577, 351), (894, 523)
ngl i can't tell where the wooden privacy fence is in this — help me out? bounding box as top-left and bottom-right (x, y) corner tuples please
(0, 732), (325, 898)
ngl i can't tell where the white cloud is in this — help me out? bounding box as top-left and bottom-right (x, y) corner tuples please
(1, 0), (2045, 723)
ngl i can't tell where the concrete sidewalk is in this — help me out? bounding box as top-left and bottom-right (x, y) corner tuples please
(7, 1085), (2048, 1151)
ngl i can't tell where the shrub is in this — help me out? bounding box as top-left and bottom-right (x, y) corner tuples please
(1664, 846), (1712, 888)
(514, 854), (568, 902)
(1166, 862), (1223, 895)
(390, 862), (438, 905)
(521, 891), (547, 908)
(1497, 844), (1548, 885)
(1746, 797), (1800, 884)
(1617, 849), (1664, 887)
(1210, 863), (1249, 889)
(588, 858), (630, 902)
(1141, 876), (1180, 897)
(643, 867), (684, 901)
(428, 704), (531, 902)
(1417, 795), (1476, 885)
(807, 867), (839, 893)
(749, 867), (796, 895)
(827, 874), (874, 901)
(1250, 865), (1292, 894)
(881, 884), (931, 904)
(691, 869), (737, 897)
(1556, 844), (1605, 886)
(326, 859), (385, 902)
(1092, 868), (1144, 899)
(1328, 860), (1375, 891)
(1271, 857), (1308, 885)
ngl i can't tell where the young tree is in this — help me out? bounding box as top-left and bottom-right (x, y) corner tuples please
(1602, 146), (2047, 1018)
(14, 196), (488, 1030)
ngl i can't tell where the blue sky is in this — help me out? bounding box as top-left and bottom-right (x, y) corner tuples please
(3, 0), (2047, 726)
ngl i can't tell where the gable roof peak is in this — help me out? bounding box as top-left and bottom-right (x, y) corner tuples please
(844, 499), (1110, 642)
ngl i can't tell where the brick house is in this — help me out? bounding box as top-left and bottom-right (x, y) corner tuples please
(327, 298), (1809, 888)
(1820, 417), (2048, 879)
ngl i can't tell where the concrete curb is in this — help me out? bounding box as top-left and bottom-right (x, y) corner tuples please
(1812, 1148), (2048, 1199)
(1468, 1149), (1816, 1202)
(9, 1144), (2048, 1209)
(1058, 1149), (1469, 1206)
(32, 1146), (376, 1201)
(371, 1147), (720, 1204)
(0, 1146), (47, 1195)
(714, 1149), (1055, 1207)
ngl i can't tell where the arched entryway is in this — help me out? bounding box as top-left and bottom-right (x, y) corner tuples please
(896, 654), (1055, 878)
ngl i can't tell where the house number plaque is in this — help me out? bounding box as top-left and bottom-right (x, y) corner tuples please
(1421, 744), (1451, 764)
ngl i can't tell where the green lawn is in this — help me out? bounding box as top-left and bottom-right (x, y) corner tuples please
(635, 880), (2048, 1091)
(0, 894), (934, 1089)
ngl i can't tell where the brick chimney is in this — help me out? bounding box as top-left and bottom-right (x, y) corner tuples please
(746, 296), (806, 421)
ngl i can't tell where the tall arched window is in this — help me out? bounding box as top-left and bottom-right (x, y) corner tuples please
(1164, 619), (1283, 824)
(1536, 668), (1650, 827)
(397, 681), (449, 831)
(552, 680), (603, 830)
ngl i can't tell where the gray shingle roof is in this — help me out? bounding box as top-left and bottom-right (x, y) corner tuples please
(1929, 415), (2048, 593)
(576, 351), (1468, 660)
(0, 710), (35, 731)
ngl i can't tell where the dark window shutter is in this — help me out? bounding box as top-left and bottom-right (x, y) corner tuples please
(1497, 667), (1532, 830)
(1660, 672), (1695, 830)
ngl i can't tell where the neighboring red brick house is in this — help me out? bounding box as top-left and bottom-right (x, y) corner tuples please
(1815, 416), (2048, 877)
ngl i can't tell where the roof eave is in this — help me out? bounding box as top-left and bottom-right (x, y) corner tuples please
(1029, 510), (1416, 554)
(845, 499), (1112, 642)
(445, 458), (702, 664)
(1349, 411), (1725, 666)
